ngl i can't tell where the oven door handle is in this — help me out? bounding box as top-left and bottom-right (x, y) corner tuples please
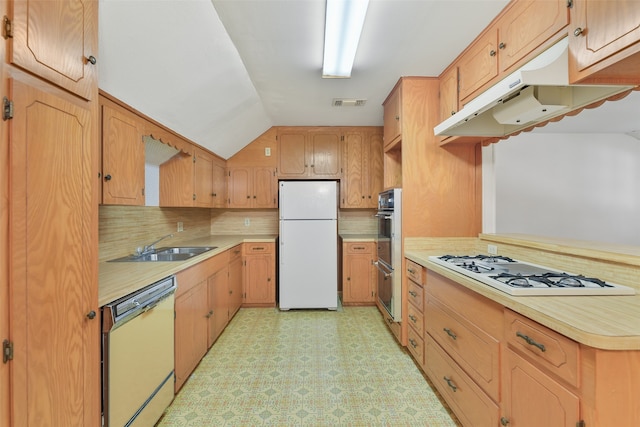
(375, 213), (392, 219)
(373, 260), (393, 278)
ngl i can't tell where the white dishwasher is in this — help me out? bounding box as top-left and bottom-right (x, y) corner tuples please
(102, 276), (176, 427)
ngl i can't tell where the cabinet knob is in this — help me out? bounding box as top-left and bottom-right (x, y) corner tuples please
(450, 110), (456, 116)
(395, 115), (399, 121)
(86, 55), (97, 65)
(104, 174), (112, 181)
(500, 417), (510, 426)
(347, 277), (351, 281)
(573, 27), (584, 37)
(498, 42), (506, 49)
(489, 49), (497, 57)
(443, 376), (458, 392)
(86, 310), (96, 320)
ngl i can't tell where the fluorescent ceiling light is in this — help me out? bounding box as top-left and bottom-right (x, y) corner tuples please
(322, 0), (370, 78)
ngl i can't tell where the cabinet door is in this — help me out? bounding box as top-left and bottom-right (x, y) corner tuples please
(278, 130), (307, 177)
(228, 247), (243, 318)
(367, 130), (383, 208)
(9, 79), (99, 426)
(439, 66), (459, 122)
(458, 29), (499, 103)
(227, 167), (252, 208)
(497, 0), (569, 75)
(342, 130), (368, 208)
(308, 130), (341, 178)
(10, 0), (98, 100)
(194, 148), (214, 208)
(253, 167), (277, 208)
(174, 281), (208, 391)
(101, 103), (145, 206)
(502, 348), (580, 427)
(569, 0), (640, 81)
(212, 162), (227, 208)
(383, 87), (401, 146)
(160, 152), (194, 207)
(343, 254), (374, 303)
(207, 267), (229, 347)
(244, 255), (275, 305)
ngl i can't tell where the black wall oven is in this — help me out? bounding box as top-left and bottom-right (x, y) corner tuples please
(375, 188), (402, 321)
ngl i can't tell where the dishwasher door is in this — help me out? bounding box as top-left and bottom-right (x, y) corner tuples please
(104, 293), (175, 427)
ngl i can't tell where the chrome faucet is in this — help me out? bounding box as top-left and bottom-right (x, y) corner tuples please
(136, 233), (174, 256)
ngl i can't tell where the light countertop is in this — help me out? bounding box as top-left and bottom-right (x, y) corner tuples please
(99, 234), (277, 306)
(405, 234), (640, 350)
(340, 234), (377, 242)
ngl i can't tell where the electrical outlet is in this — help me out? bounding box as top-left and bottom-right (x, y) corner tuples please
(177, 222), (184, 232)
(265, 147), (271, 156)
(244, 218), (250, 226)
(487, 244), (498, 255)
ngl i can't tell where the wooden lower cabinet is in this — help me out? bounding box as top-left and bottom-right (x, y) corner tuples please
(228, 245), (243, 317)
(405, 259), (425, 366)
(174, 276), (208, 392)
(342, 242), (376, 305)
(207, 260), (230, 347)
(502, 347), (579, 427)
(243, 243), (276, 306)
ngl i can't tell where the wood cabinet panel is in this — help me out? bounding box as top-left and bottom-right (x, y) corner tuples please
(502, 347), (580, 427)
(194, 148), (214, 208)
(252, 167), (277, 208)
(497, 0), (569, 75)
(407, 325), (425, 366)
(243, 254), (275, 306)
(569, 0), (640, 83)
(9, 78), (99, 426)
(101, 101), (145, 205)
(382, 88), (401, 147)
(308, 130), (340, 177)
(174, 279), (208, 391)
(425, 336), (500, 427)
(278, 130), (307, 177)
(212, 162), (227, 208)
(458, 29), (498, 103)
(228, 245), (243, 317)
(439, 65), (459, 121)
(10, 0), (98, 100)
(342, 242), (375, 305)
(505, 309), (579, 387)
(160, 152), (194, 207)
(341, 128), (383, 209)
(405, 259), (424, 286)
(407, 280), (423, 312)
(207, 266), (229, 347)
(227, 167), (277, 208)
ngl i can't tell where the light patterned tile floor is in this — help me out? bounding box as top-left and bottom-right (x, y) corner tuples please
(158, 307), (460, 427)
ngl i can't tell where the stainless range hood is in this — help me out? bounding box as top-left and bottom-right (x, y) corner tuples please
(434, 37), (635, 137)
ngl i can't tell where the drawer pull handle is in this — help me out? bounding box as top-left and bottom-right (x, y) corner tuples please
(409, 338), (418, 349)
(253, 247), (265, 250)
(443, 376), (457, 392)
(353, 246), (365, 250)
(500, 417), (510, 426)
(516, 331), (546, 352)
(407, 268), (416, 274)
(409, 314), (417, 323)
(443, 328), (457, 340)
(408, 290), (418, 297)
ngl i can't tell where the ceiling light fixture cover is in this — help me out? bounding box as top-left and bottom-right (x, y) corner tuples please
(322, 0), (370, 78)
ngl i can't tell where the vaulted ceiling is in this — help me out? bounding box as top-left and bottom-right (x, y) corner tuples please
(98, 0), (640, 159)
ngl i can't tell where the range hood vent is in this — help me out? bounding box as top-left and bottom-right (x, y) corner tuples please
(434, 37), (635, 137)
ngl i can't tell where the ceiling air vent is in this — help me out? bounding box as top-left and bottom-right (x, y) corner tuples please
(332, 98), (367, 107)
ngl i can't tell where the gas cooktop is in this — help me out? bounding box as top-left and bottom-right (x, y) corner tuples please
(429, 254), (636, 296)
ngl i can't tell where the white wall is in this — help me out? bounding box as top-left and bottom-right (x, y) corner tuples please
(484, 132), (640, 246)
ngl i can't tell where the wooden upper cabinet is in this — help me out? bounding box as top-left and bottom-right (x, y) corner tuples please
(458, 29), (499, 103)
(212, 162), (227, 208)
(569, 0), (640, 84)
(308, 130), (341, 178)
(278, 130), (307, 177)
(439, 65), (459, 122)
(341, 127), (383, 209)
(227, 167), (277, 208)
(382, 87), (402, 148)
(278, 128), (341, 178)
(10, 0), (98, 100)
(101, 101), (145, 206)
(497, 0), (569, 75)
(194, 148), (214, 208)
(160, 151), (194, 207)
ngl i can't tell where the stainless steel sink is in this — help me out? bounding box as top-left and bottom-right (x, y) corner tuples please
(108, 246), (217, 262)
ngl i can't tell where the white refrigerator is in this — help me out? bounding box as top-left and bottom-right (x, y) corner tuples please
(279, 181), (338, 310)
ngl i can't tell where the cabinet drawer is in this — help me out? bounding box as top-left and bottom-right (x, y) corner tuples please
(244, 242), (273, 255)
(425, 336), (499, 427)
(407, 303), (424, 337)
(407, 326), (424, 367)
(346, 242), (373, 254)
(425, 298), (500, 401)
(229, 244), (242, 262)
(407, 280), (424, 312)
(427, 270), (503, 339)
(406, 259), (424, 285)
(505, 310), (579, 388)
